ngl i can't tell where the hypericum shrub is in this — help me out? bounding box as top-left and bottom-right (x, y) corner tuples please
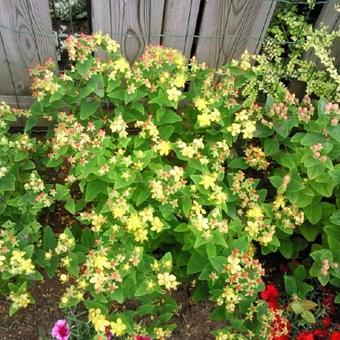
(4, 32), (340, 339)
(0, 103), (54, 315)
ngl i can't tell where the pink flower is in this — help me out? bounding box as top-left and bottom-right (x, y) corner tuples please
(51, 319), (70, 340)
(136, 336), (152, 340)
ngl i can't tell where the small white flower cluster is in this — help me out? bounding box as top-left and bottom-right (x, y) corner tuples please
(0, 166), (7, 179)
(24, 172), (45, 193)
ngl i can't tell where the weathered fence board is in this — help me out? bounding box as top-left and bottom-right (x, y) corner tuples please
(91, 0), (165, 62)
(0, 0), (56, 95)
(195, 0), (276, 67)
(162, 0), (201, 58)
(0, 36), (15, 94)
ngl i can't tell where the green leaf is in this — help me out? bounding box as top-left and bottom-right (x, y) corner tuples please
(77, 58), (93, 77)
(228, 157), (248, 169)
(335, 293), (340, 304)
(81, 227), (95, 249)
(174, 223), (188, 232)
(135, 280), (149, 297)
(85, 180), (107, 202)
(0, 174), (15, 191)
(136, 188), (150, 206)
(43, 226), (56, 251)
(206, 244), (216, 258)
(187, 251), (206, 274)
(265, 94), (274, 111)
(65, 199), (76, 214)
(328, 125), (340, 143)
(284, 275), (297, 296)
(263, 138), (279, 156)
(280, 239), (294, 259)
(159, 125), (175, 139)
(299, 224), (321, 242)
(24, 115), (39, 132)
(181, 196), (192, 218)
(330, 211), (340, 225)
(79, 86), (94, 98)
(80, 101), (100, 120)
(55, 184), (70, 200)
(156, 108), (182, 125)
(291, 301), (304, 314)
(276, 153), (295, 169)
(304, 200), (322, 225)
(301, 310), (316, 324)
(300, 133), (325, 146)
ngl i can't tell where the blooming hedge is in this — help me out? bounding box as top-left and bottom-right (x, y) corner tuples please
(0, 34), (339, 339)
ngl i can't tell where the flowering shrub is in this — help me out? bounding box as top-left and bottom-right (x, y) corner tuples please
(1, 33), (340, 338)
(0, 103), (53, 315)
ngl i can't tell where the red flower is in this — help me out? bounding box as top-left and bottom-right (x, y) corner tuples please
(313, 328), (328, 338)
(261, 284), (280, 310)
(136, 336), (152, 340)
(330, 331), (340, 340)
(273, 336), (289, 340)
(296, 331), (314, 340)
(261, 284), (280, 301)
(267, 299), (279, 310)
(322, 316), (332, 328)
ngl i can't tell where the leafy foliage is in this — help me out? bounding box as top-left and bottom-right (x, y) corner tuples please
(1, 33), (339, 339)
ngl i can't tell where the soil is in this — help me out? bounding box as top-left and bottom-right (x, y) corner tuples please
(170, 285), (226, 340)
(0, 276), (66, 340)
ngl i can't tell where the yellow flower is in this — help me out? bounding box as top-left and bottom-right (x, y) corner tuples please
(197, 112), (211, 127)
(273, 194), (285, 210)
(156, 140), (172, 156)
(151, 217), (164, 233)
(112, 205), (126, 219)
(157, 272), (178, 290)
(94, 253), (111, 270)
(173, 74), (186, 88)
(247, 205), (264, 219)
(126, 214), (142, 232)
(194, 97), (208, 111)
(89, 308), (110, 333)
(21, 259), (35, 274)
(243, 121), (256, 139)
(200, 174), (217, 190)
(134, 228), (148, 243)
(110, 318), (126, 336)
(59, 273), (68, 283)
(227, 255), (241, 274)
(167, 87), (182, 102)
(106, 40), (119, 53)
(114, 58), (130, 73)
(227, 123), (241, 136)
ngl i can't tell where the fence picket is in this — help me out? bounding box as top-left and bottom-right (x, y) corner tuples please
(91, 0), (165, 62)
(0, 0), (56, 95)
(195, 0), (276, 67)
(161, 0), (201, 57)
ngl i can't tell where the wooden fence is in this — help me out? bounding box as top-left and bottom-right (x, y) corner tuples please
(0, 0), (339, 106)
